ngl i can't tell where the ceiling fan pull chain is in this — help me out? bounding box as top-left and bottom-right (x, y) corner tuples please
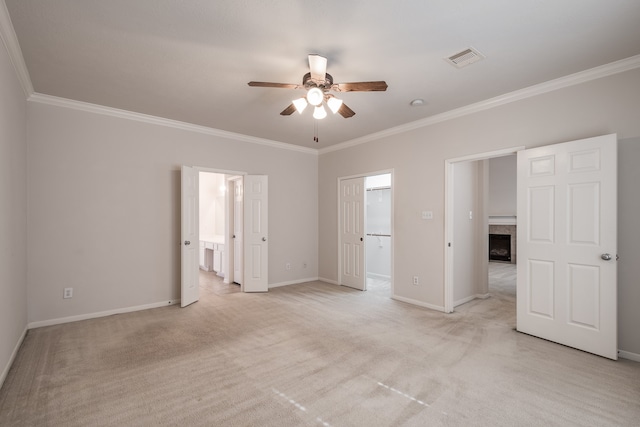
(313, 120), (319, 143)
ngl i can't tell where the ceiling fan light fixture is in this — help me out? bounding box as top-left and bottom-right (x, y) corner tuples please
(292, 97), (308, 113)
(327, 97), (343, 114)
(306, 87), (324, 106)
(313, 105), (327, 120)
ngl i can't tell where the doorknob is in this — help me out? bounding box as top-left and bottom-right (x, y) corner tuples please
(262, 237), (267, 242)
(601, 253), (612, 261)
(360, 237), (363, 241)
(184, 240), (191, 246)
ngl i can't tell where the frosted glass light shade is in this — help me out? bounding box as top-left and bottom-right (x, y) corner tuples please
(313, 105), (327, 119)
(292, 97), (308, 113)
(306, 87), (324, 106)
(327, 97), (343, 114)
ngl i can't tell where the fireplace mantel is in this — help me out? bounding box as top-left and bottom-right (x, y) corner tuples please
(489, 215), (517, 225)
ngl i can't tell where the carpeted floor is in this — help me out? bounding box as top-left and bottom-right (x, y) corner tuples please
(1, 264), (638, 426)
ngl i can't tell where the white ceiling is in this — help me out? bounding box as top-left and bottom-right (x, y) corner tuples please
(6, 0), (640, 149)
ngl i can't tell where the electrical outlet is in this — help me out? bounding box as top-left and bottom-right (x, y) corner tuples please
(63, 287), (73, 299)
(286, 263), (291, 270)
(302, 262), (307, 269)
(413, 276), (419, 286)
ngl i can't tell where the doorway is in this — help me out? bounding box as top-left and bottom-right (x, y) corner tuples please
(365, 173), (392, 295)
(444, 147), (522, 313)
(198, 171), (240, 295)
(338, 170), (393, 294)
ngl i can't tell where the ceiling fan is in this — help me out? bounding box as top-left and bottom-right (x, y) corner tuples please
(248, 54), (388, 120)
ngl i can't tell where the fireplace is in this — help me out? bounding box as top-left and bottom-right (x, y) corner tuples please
(489, 234), (511, 262)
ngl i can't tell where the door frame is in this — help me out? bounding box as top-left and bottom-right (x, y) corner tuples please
(337, 169), (394, 294)
(225, 175), (243, 287)
(444, 147), (523, 313)
(189, 167), (246, 297)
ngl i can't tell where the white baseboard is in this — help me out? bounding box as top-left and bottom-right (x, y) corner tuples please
(269, 277), (319, 289)
(28, 299), (180, 329)
(318, 277), (340, 286)
(392, 295), (445, 313)
(366, 273), (391, 281)
(618, 350), (640, 362)
(1, 326), (28, 389)
(454, 294), (477, 307)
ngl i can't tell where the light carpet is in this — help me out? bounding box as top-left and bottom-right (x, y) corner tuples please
(1, 264), (639, 426)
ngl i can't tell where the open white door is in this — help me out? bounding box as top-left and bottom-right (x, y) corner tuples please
(233, 179), (244, 286)
(340, 177), (366, 290)
(243, 175), (268, 292)
(517, 134), (617, 359)
(181, 166), (199, 307)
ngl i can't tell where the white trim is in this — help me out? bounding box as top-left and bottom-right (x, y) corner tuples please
(454, 294), (477, 307)
(27, 93), (318, 155)
(318, 277), (340, 286)
(618, 350), (640, 363)
(489, 215), (517, 225)
(366, 272), (391, 281)
(0, 326), (27, 388)
(268, 277), (319, 288)
(319, 54), (640, 155)
(28, 300), (180, 329)
(454, 293), (492, 308)
(392, 295), (445, 313)
(0, 1), (33, 96)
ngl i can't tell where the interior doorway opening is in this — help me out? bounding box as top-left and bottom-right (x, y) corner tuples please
(338, 170), (393, 295)
(198, 171), (240, 295)
(365, 173), (392, 295)
(444, 148), (521, 313)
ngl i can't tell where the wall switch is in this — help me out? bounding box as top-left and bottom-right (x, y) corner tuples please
(286, 263), (291, 270)
(469, 210), (473, 220)
(421, 211), (433, 220)
(63, 287), (73, 299)
(413, 276), (419, 286)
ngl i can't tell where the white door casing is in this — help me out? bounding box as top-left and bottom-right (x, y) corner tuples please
(181, 166), (199, 307)
(517, 134), (617, 359)
(340, 177), (366, 290)
(234, 179), (244, 286)
(243, 175), (268, 292)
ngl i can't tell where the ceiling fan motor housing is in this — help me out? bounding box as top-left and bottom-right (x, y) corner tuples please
(303, 72), (333, 91)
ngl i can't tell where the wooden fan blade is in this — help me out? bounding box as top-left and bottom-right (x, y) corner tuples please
(248, 81), (300, 89)
(280, 103), (296, 116)
(308, 54), (327, 82)
(338, 103), (356, 118)
(334, 81), (388, 92)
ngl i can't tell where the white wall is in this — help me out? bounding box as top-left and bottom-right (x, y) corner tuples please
(618, 137), (640, 357)
(366, 186), (391, 279)
(318, 68), (640, 355)
(0, 33), (28, 384)
(488, 155), (516, 216)
(26, 101), (318, 324)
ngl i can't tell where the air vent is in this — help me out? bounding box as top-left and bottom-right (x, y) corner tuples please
(445, 47), (485, 68)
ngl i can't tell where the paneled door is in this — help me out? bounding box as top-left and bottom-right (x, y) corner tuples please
(243, 175), (268, 292)
(340, 177), (366, 290)
(517, 134), (617, 359)
(181, 166), (199, 307)
(233, 178), (244, 286)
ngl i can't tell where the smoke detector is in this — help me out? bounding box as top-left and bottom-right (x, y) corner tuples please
(445, 47), (485, 68)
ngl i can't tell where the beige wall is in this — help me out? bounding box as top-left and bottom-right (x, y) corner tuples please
(26, 102), (318, 324)
(318, 68), (640, 355)
(0, 35), (28, 384)
(488, 155), (517, 216)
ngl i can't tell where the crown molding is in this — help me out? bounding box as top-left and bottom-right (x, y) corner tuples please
(0, 0), (33, 97)
(319, 54), (640, 155)
(28, 93), (318, 155)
